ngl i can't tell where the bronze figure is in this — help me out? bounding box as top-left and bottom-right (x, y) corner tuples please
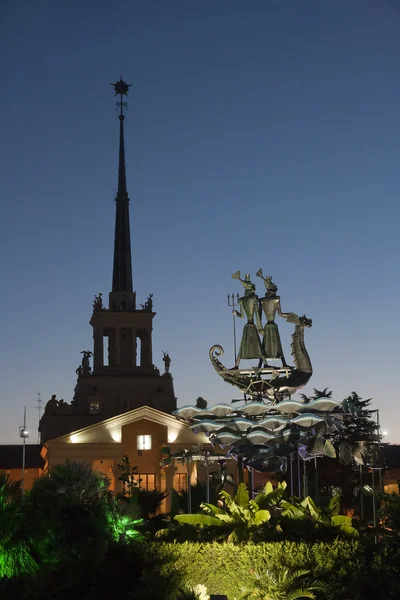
(231, 272), (264, 367)
(256, 269), (291, 367)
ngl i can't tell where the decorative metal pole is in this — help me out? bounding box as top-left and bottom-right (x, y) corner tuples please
(227, 293), (240, 363)
(289, 453), (294, 496)
(297, 453), (301, 497)
(19, 407), (29, 494)
(187, 458), (192, 514)
(359, 465), (364, 520)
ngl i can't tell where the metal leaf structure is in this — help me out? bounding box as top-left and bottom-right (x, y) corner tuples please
(189, 420), (222, 433)
(308, 438), (326, 457)
(291, 413), (325, 428)
(339, 442), (352, 465)
(352, 441), (368, 466)
(241, 401), (270, 416)
(211, 430), (243, 446)
(246, 455), (288, 474)
(246, 429), (281, 444)
(307, 398), (342, 411)
(230, 417), (252, 431)
(324, 439), (337, 458)
(174, 406), (209, 419)
(207, 404), (234, 417)
(273, 400), (307, 414)
(258, 416), (289, 430)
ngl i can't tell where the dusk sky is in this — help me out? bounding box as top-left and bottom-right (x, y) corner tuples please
(1, 1), (399, 445)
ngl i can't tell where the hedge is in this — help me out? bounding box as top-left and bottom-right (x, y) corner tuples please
(142, 540), (400, 600)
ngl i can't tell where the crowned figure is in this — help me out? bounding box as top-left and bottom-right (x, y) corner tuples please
(232, 271), (264, 368)
(256, 269), (292, 368)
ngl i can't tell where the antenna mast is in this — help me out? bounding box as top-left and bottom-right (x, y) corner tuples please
(36, 392), (42, 443)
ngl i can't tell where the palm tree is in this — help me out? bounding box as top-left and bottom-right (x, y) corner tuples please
(0, 473), (37, 578)
(24, 461), (113, 572)
(241, 568), (326, 600)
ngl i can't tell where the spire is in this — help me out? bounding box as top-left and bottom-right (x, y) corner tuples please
(110, 78), (134, 304)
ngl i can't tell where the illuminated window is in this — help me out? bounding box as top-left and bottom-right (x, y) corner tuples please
(132, 473), (155, 491)
(89, 399), (100, 414)
(173, 473), (188, 493)
(137, 435), (152, 450)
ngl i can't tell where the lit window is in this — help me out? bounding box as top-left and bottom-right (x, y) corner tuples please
(137, 435), (152, 450)
(89, 399), (100, 414)
(132, 473), (155, 491)
(173, 473), (188, 492)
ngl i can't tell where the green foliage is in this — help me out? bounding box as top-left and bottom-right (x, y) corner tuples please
(332, 392), (379, 446)
(176, 583), (210, 600)
(143, 540), (367, 599)
(173, 482), (358, 543)
(116, 454), (139, 497)
(280, 494), (359, 539)
(241, 568), (327, 600)
(175, 483), (272, 542)
(377, 492), (400, 532)
(0, 473), (37, 579)
(24, 461), (113, 571)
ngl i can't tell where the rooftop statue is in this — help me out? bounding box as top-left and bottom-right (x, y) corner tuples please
(231, 271), (264, 368)
(78, 350), (93, 376)
(162, 351), (171, 374)
(92, 293), (103, 313)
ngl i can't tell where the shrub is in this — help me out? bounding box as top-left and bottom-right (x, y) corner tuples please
(141, 540), (400, 600)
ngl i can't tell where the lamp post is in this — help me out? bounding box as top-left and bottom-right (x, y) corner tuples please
(19, 407), (29, 494)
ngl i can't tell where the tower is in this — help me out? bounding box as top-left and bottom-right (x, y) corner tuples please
(39, 79), (176, 443)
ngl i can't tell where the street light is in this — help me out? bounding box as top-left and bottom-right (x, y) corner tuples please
(19, 407), (29, 494)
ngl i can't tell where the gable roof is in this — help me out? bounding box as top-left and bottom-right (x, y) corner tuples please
(47, 405), (190, 445)
(0, 445), (45, 469)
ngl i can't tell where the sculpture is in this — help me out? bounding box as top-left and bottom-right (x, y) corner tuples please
(44, 394), (60, 414)
(256, 269), (292, 367)
(79, 350), (93, 376)
(209, 270), (313, 402)
(210, 312), (312, 401)
(162, 351), (171, 374)
(141, 293), (153, 312)
(92, 292), (103, 313)
(231, 272), (264, 367)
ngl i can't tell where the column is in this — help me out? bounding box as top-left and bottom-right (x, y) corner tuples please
(140, 331), (146, 367)
(93, 327), (104, 371)
(114, 327), (120, 366)
(141, 330), (152, 367)
(131, 327), (137, 366)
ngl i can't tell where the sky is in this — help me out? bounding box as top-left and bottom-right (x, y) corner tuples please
(0, 0), (399, 445)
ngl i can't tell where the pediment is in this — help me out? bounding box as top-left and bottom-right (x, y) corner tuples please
(47, 406), (191, 446)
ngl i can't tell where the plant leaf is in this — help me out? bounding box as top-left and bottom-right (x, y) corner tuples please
(234, 483), (249, 508)
(253, 510), (271, 525)
(174, 514), (225, 527)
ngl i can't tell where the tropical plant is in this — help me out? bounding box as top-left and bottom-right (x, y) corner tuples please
(174, 482), (272, 541)
(24, 461), (114, 571)
(176, 583), (210, 600)
(0, 473), (37, 578)
(240, 568), (326, 600)
(279, 494), (358, 538)
(377, 492), (400, 533)
(116, 454), (140, 497)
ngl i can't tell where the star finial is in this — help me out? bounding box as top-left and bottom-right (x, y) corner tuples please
(111, 77), (132, 97)
(111, 77), (132, 117)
